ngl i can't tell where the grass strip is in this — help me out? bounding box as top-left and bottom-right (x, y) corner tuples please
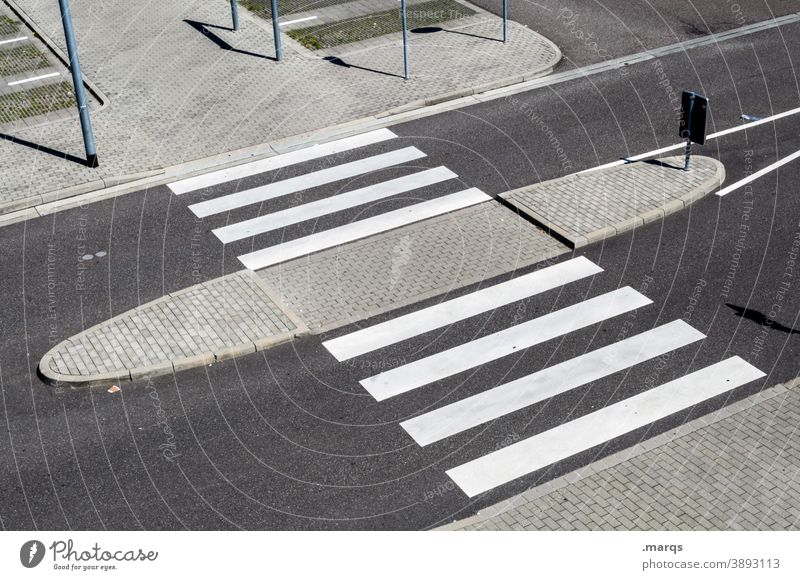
(0, 81), (75, 124)
(0, 44), (51, 77)
(0, 15), (21, 36)
(238, 0), (359, 18)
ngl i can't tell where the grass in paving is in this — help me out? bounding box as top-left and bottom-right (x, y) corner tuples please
(0, 44), (51, 77)
(0, 81), (75, 124)
(0, 15), (21, 36)
(239, 0), (359, 18)
(286, 0), (475, 50)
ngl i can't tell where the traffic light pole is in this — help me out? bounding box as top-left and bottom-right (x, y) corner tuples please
(58, 0), (98, 167)
(503, 0), (508, 44)
(230, 0), (240, 31)
(401, 0), (409, 79)
(271, 0), (283, 61)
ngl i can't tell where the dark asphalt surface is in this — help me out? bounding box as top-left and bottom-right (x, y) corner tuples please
(0, 16), (798, 530)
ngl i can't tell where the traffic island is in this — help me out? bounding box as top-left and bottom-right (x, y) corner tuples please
(38, 269), (309, 387)
(500, 156), (725, 248)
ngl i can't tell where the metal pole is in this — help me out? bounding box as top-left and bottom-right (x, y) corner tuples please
(230, 0), (239, 31)
(503, 0), (508, 44)
(401, 0), (409, 79)
(683, 138), (692, 171)
(271, 0), (283, 61)
(58, 0), (98, 167)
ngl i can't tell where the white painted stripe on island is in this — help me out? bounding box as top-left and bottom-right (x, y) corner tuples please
(362, 286), (652, 402)
(323, 256), (603, 362)
(401, 320), (705, 446)
(0, 36), (28, 46)
(189, 146), (426, 217)
(169, 128), (397, 195)
(213, 167), (456, 243)
(7, 71), (60, 86)
(579, 105), (800, 174)
(716, 149), (800, 197)
(280, 16), (318, 26)
(239, 188), (491, 270)
(446, 356), (765, 497)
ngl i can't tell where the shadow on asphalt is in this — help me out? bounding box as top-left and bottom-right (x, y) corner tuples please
(727, 303), (800, 335)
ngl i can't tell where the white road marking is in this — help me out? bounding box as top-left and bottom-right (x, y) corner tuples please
(362, 287), (652, 402)
(7, 72), (60, 86)
(189, 147), (426, 217)
(213, 167), (456, 243)
(446, 356), (765, 497)
(579, 105), (800, 174)
(716, 149), (800, 197)
(238, 188), (491, 270)
(323, 256), (604, 361)
(169, 128), (397, 195)
(401, 320), (705, 446)
(0, 36), (28, 46)
(280, 16), (318, 26)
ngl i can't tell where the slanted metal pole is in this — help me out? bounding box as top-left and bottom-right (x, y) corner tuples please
(683, 138), (692, 171)
(58, 0), (98, 167)
(503, 0), (508, 44)
(230, 0), (240, 31)
(401, 0), (409, 79)
(271, 0), (283, 61)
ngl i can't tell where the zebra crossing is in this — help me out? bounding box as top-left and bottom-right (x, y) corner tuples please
(167, 128), (490, 270)
(322, 256), (766, 498)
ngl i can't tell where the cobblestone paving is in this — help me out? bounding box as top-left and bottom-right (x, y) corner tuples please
(259, 200), (568, 331)
(501, 156), (724, 247)
(441, 378), (800, 531)
(1, 0), (558, 211)
(39, 269), (303, 382)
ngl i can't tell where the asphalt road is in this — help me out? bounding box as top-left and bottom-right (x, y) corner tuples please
(0, 17), (798, 530)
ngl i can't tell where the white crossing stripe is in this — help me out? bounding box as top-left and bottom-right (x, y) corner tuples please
(190, 147), (426, 217)
(323, 256), (604, 361)
(446, 356), (765, 497)
(213, 167), (457, 243)
(361, 286), (652, 401)
(238, 188), (492, 270)
(401, 319), (705, 445)
(169, 128), (397, 195)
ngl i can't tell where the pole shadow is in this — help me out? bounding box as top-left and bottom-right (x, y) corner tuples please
(184, 20), (276, 61)
(726, 303), (800, 335)
(414, 26), (500, 42)
(640, 158), (685, 171)
(1, 133), (90, 166)
(323, 56), (403, 79)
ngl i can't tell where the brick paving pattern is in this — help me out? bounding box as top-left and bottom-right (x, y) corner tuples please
(501, 156), (724, 247)
(259, 200), (569, 331)
(40, 269), (301, 381)
(1, 0), (559, 212)
(441, 379), (800, 531)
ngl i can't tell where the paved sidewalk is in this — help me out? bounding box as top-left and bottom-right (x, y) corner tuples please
(0, 0), (560, 214)
(39, 269), (307, 385)
(501, 156), (725, 248)
(440, 376), (800, 531)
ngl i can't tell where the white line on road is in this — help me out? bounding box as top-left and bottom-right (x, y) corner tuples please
(579, 106), (800, 174)
(362, 287), (653, 402)
(401, 320), (705, 446)
(446, 356), (765, 497)
(189, 146), (426, 217)
(0, 36), (28, 46)
(238, 188), (492, 270)
(213, 167), (456, 243)
(716, 149), (800, 197)
(323, 256), (603, 361)
(280, 16), (318, 26)
(7, 72), (60, 86)
(169, 128), (397, 195)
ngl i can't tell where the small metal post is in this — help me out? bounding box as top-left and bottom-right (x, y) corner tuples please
(503, 0), (508, 44)
(271, 0), (283, 61)
(683, 138), (692, 171)
(401, 0), (409, 79)
(58, 0), (98, 167)
(230, 0), (239, 31)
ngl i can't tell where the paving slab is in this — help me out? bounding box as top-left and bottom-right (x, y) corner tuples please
(500, 156), (725, 248)
(38, 269), (308, 386)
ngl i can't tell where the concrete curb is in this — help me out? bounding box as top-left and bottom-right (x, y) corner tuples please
(500, 156), (726, 249)
(0, 27), (560, 222)
(38, 271), (311, 388)
(435, 374), (800, 531)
